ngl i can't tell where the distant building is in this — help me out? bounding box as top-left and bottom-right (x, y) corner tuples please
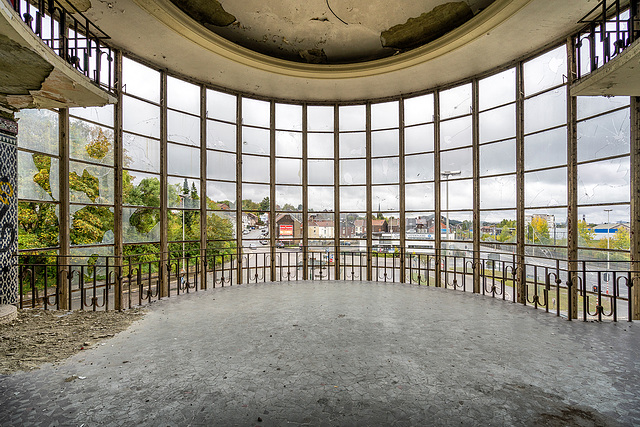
(372, 219), (388, 233)
(275, 213), (302, 241)
(590, 223), (630, 240)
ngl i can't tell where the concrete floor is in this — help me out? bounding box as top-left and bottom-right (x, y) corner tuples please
(1, 281), (639, 426)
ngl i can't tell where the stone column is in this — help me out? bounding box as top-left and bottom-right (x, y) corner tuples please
(0, 116), (18, 305)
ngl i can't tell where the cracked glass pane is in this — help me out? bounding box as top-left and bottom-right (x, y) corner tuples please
(480, 175), (517, 209)
(123, 207), (160, 243)
(167, 76), (200, 115)
(577, 108), (630, 162)
(405, 153), (434, 183)
(577, 96), (629, 120)
(523, 45), (566, 96)
(18, 201), (59, 250)
(69, 161), (114, 205)
(577, 157), (630, 205)
(524, 127), (567, 170)
(123, 132), (160, 173)
(207, 151), (235, 181)
(275, 185), (302, 211)
(70, 204), (114, 246)
(70, 105), (114, 127)
(480, 139), (515, 176)
(168, 143), (200, 178)
(405, 123), (434, 154)
(405, 183), (435, 211)
(440, 116), (472, 149)
(439, 84), (471, 119)
(524, 87), (567, 134)
(404, 94), (434, 126)
(123, 171), (160, 207)
(16, 109), (59, 156)
(479, 68), (516, 111)
(206, 89), (236, 122)
(123, 95), (160, 139)
(524, 167), (567, 208)
(122, 57), (160, 103)
(70, 118), (114, 166)
(18, 152), (59, 201)
(168, 110), (200, 146)
(207, 120), (236, 152)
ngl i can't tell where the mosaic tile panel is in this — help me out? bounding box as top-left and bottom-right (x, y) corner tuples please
(0, 122), (18, 305)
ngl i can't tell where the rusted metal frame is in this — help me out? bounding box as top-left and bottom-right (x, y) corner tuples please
(515, 62), (526, 304)
(113, 50), (124, 310)
(58, 107), (70, 310)
(159, 71), (169, 297)
(200, 85), (207, 289)
(236, 97), (243, 284)
(334, 105), (341, 280)
(630, 96), (640, 320)
(567, 38), (579, 320)
(434, 92), (442, 287)
(399, 99), (406, 283)
(269, 101), (276, 282)
(366, 103), (373, 281)
(472, 79), (481, 294)
(302, 104), (309, 280)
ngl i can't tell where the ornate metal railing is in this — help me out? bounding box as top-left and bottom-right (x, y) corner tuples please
(575, 0), (640, 78)
(15, 247), (638, 322)
(8, 0), (114, 92)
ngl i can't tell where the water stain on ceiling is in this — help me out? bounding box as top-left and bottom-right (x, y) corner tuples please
(168, 0), (496, 64)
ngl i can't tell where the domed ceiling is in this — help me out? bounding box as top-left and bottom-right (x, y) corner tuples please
(167, 0), (496, 64)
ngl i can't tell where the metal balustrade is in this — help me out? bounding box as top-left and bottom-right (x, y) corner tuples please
(15, 247), (637, 322)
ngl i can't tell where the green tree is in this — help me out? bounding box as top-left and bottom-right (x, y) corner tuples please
(612, 227), (630, 251)
(497, 225), (512, 243)
(578, 220), (595, 247)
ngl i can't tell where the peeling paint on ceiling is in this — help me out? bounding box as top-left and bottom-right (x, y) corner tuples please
(167, 0), (495, 64)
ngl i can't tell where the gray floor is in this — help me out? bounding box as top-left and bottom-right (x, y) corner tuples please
(1, 281), (639, 426)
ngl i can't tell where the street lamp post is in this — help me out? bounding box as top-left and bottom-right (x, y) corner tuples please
(441, 170), (461, 252)
(604, 209), (612, 271)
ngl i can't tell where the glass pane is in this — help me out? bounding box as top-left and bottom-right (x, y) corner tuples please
(440, 179), (472, 210)
(69, 118), (114, 165)
(123, 132), (160, 173)
(123, 96), (160, 138)
(371, 101), (399, 130)
(479, 104), (516, 143)
(276, 103), (302, 130)
(439, 84), (471, 119)
(405, 183), (435, 211)
(404, 94), (434, 126)
(122, 57), (160, 103)
(479, 68), (516, 111)
(308, 133), (334, 158)
(167, 76), (200, 115)
(339, 105), (366, 131)
(525, 168), (567, 207)
(440, 116), (472, 149)
(207, 151), (235, 181)
(340, 186), (366, 211)
(123, 171), (160, 207)
(577, 96), (629, 120)
(123, 207), (160, 243)
(405, 124), (434, 154)
(242, 126), (270, 155)
(308, 106), (334, 131)
(372, 185), (399, 211)
(440, 148), (472, 179)
(577, 205), (628, 237)
(207, 181), (236, 209)
(242, 183), (270, 208)
(339, 132), (366, 158)
(406, 212), (436, 239)
(340, 159), (366, 185)
(207, 211), (236, 240)
(70, 104), (114, 127)
(440, 211), (473, 241)
(371, 157), (399, 184)
(168, 209), (201, 242)
(524, 208), (567, 247)
(207, 120), (236, 152)
(308, 213), (335, 240)
(69, 161), (114, 204)
(480, 210), (516, 244)
(70, 205), (114, 245)
(524, 87), (567, 134)
(242, 155), (270, 183)
(276, 131), (302, 157)
(577, 157), (630, 205)
(18, 201), (59, 249)
(276, 185), (302, 211)
(206, 89), (236, 122)
(523, 46), (567, 96)
(371, 130), (399, 157)
(167, 110), (200, 146)
(276, 158), (302, 185)
(480, 139), (516, 176)
(525, 127), (567, 170)
(405, 153), (434, 182)
(308, 187), (334, 211)
(242, 98), (270, 128)
(168, 143), (200, 178)
(340, 213), (367, 239)
(167, 177), (200, 209)
(308, 160), (334, 185)
(16, 109), (58, 156)
(577, 108), (630, 162)
(18, 152), (59, 201)
(480, 175), (517, 209)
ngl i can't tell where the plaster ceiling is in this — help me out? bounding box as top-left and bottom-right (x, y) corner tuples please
(81, 0), (603, 101)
